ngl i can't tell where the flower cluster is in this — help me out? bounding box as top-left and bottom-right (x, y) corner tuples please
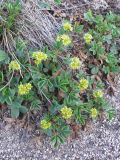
(79, 78), (89, 90)
(63, 22), (73, 31)
(70, 57), (81, 70)
(9, 60), (20, 71)
(61, 106), (73, 119)
(57, 34), (71, 46)
(93, 90), (103, 98)
(40, 119), (51, 129)
(18, 83), (32, 95)
(90, 108), (98, 118)
(32, 52), (48, 65)
(84, 33), (93, 44)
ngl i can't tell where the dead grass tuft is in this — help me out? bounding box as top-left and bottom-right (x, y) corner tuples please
(0, 0), (60, 53)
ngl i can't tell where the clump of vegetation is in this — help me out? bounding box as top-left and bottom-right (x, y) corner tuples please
(0, 9), (120, 147)
(0, 0), (21, 51)
(84, 10), (120, 77)
(0, 0), (21, 32)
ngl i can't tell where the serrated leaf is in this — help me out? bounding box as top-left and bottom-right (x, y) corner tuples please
(30, 99), (41, 110)
(74, 25), (83, 33)
(84, 10), (95, 22)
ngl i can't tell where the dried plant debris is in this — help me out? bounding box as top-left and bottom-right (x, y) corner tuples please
(0, 0), (60, 52)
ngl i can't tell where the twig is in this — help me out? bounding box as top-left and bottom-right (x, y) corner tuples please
(40, 90), (52, 105)
(0, 71), (14, 92)
(59, 2), (93, 11)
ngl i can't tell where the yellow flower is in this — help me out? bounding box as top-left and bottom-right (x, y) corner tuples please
(79, 78), (89, 90)
(56, 34), (71, 46)
(61, 34), (71, 46)
(63, 22), (73, 31)
(84, 33), (93, 44)
(93, 90), (103, 98)
(32, 51), (48, 65)
(70, 57), (81, 70)
(90, 108), (98, 118)
(25, 83), (32, 92)
(18, 83), (32, 95)
(61, 106), (73, 119)
(40, 119), (51, 129)
(9, 60), (20, 71)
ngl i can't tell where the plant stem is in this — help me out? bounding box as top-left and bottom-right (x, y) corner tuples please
(0, 71), (14, 91)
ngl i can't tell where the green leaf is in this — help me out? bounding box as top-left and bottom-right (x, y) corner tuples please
(106, 109), (116, 120)
(94, 15), (104, 24)
(106, 11), (116, 22)
(10, 102), (20, 118)
(0, 50), (8, 62)
(9, 102), (28, 118)
(0, 95), (5, 104)
(111, 66), (120, 72)
(6, 97), (13, 105)
(60, 126), (71, 138)
(89, 42), (105, 57)
(102, 65), (110, 74)
(50, 100), (61, 114)
(38, 79), (47, 90)
(0, 71), (4, 82)
(74, 25), (83, 33)
(54, 0), (62, 5)
(106, 53), (118, 64)
(51, 135), (59, 147)
(51, 135), (64, 147)
(19, 105), (28, 114)
(76, 114), (86, 125)
(91, 67), (99, 74)
(30, 99), (41, 111)
(110, 44), (118, 54)
(103, 35), (112, 44)
(11, 106), (19, 118)
(84, 10), (95, 22)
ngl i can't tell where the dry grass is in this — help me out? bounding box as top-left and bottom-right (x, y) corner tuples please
(0, 0), (60, 53)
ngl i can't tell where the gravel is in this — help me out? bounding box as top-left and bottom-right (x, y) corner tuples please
(0, 77), (120, 160)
